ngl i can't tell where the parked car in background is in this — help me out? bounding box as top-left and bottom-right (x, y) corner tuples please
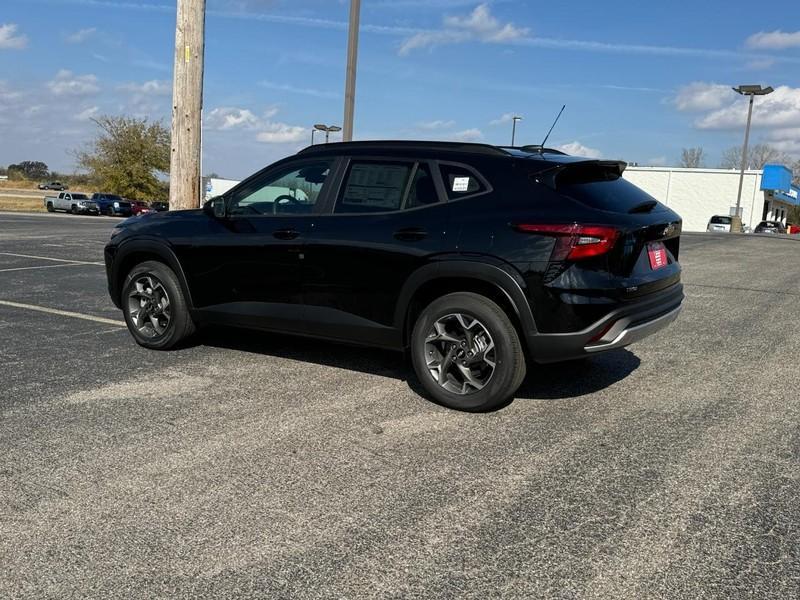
(754, 221), (787, 234)
(105, 140), (684, 412)
(92, 193), (133, 217)
(130, 200), (152, 216)
(44, 192), (99, 215)
(706, 215), (732, 232)
(38, 181), (68, 191)
(149, 201), (169, 212)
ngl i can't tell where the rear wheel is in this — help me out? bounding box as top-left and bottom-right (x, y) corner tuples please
(46, 202), (54, 212)
(121, 261), (195, 350)
(411, 292), (526, 412)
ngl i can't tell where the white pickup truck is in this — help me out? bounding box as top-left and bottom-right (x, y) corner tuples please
(44, 192), (100, 215)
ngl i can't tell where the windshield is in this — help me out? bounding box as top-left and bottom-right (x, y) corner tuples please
(72, 194), (89, 200)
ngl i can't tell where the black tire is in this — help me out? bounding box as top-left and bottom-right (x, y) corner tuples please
(410, 292), (526, 412)
(71, 205), (79, 215)
(106, 207), (114, 217)
(121, 260), (195, 350)
(46, 202), (54, 212)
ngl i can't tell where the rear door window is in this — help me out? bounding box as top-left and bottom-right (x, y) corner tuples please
(336, 162), (411, 213)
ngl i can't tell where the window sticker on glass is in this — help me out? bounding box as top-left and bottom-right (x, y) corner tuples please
(452, 176), (471, 192)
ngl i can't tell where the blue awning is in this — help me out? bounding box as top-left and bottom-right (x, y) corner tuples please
(761, 164), (792, 192)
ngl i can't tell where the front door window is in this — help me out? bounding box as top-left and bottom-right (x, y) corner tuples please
(229, 160), (333, 216)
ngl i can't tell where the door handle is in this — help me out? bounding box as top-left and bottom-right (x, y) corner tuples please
(273, 228), (300, 240)
(393, 227), (428, 241)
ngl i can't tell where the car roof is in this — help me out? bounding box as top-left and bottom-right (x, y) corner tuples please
(296, 140), (590, 167)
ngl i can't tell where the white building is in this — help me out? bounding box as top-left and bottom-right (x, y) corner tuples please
(623, 164), (797, 232)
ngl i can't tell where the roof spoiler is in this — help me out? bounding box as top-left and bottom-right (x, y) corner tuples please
(532, 160), (628, 190)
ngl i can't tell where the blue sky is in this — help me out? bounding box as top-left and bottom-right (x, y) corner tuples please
(1, 0), (799, 178)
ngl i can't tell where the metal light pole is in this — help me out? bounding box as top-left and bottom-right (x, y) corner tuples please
(342, 0), (361, 142)
(732, 84), (773, 232)
(325, 125), (342, 143)
(511, 115), (522, 146)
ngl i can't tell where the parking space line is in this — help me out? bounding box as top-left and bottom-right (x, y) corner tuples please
(0, 263), (92, 273)
(0, 252), (104, 266)
(0, 300), (126, 327)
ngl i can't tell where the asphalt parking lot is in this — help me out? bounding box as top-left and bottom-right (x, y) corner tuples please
(1, 212), (798, 599)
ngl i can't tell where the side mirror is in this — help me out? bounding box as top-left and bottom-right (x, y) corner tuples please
(209, 196), (226, 218)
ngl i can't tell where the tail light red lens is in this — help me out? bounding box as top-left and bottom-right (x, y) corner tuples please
(514, 223), (621, 261)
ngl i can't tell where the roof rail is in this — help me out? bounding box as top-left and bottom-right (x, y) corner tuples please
(297, 140), (511, 157)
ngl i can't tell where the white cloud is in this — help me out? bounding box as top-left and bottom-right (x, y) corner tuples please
(746, 30), (800, 50)
(256, 122), (307, 144)
(557, 141), (602, 159)
(399, 3), (528, 55)
(695, 85), (800, 131)
(416, 119), (456, 130)
(489, 112), (518, 126)
(117, 80), (172, 96)
(206, 107), (261, 131)
(764, 128), (800, 155)
(205, 105), (304, 144)
(260, 80), (339, 99)
(47, 70), (100, 96)
(451, 128), (483, 141)
(672, 82), (731, 112)
(0, 23), (28, 50)
(74, 106), (100, 121)
(205, 106), (282, 131)
(0, 81), (22, 102)
(66, 28), (97, 44)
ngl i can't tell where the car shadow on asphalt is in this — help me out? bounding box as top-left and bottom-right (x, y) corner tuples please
(198, 326), (640, 410)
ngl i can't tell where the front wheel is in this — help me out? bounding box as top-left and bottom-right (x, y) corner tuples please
(411, 292), (526, 412)
(71, 205), (79, 214)
(121, 261), (195, 350)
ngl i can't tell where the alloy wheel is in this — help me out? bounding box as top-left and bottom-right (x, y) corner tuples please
(127, 275), (172, 338)
(424, 313), (496, 395)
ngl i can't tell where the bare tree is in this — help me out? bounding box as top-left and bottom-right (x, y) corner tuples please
(719, 143), (791, 170)
(680, 147), (704, 168)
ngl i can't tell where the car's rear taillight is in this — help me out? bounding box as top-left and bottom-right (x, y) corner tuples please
(514, 224), (621, 260)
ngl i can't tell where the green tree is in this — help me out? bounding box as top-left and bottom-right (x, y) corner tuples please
(7, 160), (49, 180)
(76, 115), (170, 200)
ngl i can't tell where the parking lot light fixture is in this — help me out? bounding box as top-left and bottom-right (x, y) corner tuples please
(312, 123), (340, 145)
(732, 84), (774, 232)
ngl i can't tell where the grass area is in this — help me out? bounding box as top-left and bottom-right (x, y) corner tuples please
(0, 180), (40, 191)
(0, 197), (45, 212)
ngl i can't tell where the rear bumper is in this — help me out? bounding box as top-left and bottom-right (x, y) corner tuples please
(526, 283), (683, 363)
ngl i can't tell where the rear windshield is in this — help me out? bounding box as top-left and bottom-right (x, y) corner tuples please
(710, 216), (732, 224)
(554, 164), (664, 213)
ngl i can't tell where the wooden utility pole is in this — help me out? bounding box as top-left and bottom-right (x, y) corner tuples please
(169, 0), (206, 210)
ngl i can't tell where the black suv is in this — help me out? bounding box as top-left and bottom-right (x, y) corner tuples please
(105, 141), (683, 411)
